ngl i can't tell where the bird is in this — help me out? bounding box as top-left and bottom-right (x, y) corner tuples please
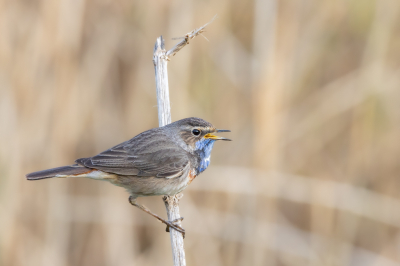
(26, 117), (231, 236)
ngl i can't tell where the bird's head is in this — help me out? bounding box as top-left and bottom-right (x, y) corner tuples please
(166, 117), (231, 152)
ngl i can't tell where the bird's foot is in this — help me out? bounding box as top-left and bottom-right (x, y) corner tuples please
(165, 217), (185, 238)
(128, 196), (185, 238)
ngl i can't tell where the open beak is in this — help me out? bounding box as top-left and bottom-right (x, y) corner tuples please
(204, 129), (231, 141)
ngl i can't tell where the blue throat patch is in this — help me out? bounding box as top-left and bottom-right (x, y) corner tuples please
(195, 138), (216, 173)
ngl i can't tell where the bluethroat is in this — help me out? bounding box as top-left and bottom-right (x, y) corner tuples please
(26, 117), (231, 236)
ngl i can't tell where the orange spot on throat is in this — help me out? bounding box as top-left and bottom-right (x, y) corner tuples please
(187, 169), (197, 185)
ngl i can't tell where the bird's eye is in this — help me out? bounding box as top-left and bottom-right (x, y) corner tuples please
(192, 129), (201, 136)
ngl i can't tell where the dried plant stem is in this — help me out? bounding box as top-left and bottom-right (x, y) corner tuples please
(163, 194), (186, 266)
(153, 36), (186, 266)
(152, 16), (215, 266)
(153, 37), (172, 127)
(166, 15), (216, 58)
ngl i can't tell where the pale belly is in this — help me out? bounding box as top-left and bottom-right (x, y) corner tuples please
(106, 169), (197, 198)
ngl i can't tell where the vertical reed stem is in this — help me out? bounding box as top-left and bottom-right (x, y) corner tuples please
(152, 17), (214, 265)
(153, 36), (186, 266)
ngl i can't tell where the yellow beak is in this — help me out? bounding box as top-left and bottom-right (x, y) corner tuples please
(204, 131), (231, 141)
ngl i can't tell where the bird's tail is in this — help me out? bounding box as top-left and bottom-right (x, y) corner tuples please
(26, 164), (93, 180)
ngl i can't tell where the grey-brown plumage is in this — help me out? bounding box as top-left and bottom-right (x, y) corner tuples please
(26, 117), (230, 235)
(75, 127), (190, 178)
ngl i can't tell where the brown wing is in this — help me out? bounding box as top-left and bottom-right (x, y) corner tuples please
(76, 129), (190, 178)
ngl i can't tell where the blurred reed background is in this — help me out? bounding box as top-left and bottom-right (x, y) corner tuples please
(1, 0), (400, 265)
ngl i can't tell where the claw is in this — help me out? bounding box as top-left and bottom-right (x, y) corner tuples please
(172, 217), (184, 223)
(165, 217), (185, 238)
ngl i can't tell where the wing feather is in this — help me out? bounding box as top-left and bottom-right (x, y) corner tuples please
(75, 129), (190, 178)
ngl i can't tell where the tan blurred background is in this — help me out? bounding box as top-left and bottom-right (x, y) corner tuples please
(1, 0), (400, 265)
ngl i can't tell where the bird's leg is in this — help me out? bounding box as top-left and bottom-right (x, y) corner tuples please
(129, 196), (185, 237)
